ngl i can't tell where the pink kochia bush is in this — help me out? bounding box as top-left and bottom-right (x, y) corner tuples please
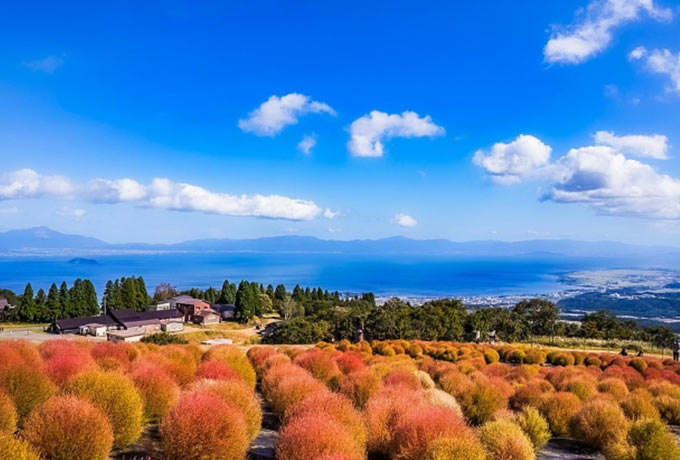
(161, 390), (249, 460)
(293, 349), (341, 385)
(195, 360), (244, 382)
(203, 345), (256, 388)
(364, 386), (425, 454)
(23, 395), (114, 460)
(129, 362), (180, 423)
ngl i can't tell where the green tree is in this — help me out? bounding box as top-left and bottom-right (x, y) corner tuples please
(17, 283), (37, 322)
(218, 280), (237, 304)
(234, 281), (261, 323)
(512, 299), (560, 339)
(35, 288), (48, 322)
(59, 281), (72, 317)
(45, 283), (61, 321)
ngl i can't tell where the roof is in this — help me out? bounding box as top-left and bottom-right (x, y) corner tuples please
(81, 323), (107, 328)
(196, 310), (219, 317)
(109, 308), (183, 326)
(171, 295), (208, 306)
(56, 315), (117, 331)
(212, 303), (236, 312)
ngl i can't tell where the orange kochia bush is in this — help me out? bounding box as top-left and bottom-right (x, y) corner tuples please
(277, 412), (365, 460)
(195, 360), (244, 382)
(160, 390), (249, 460)
(364, 386), (425, 454)
(129, 361), (180, 423)
(0, 362), (56, 423)
(293, 349), (341, 384)
(0, 390), (18, 434)
(23, 395), (113, 460)
(203, 345), (256, 388)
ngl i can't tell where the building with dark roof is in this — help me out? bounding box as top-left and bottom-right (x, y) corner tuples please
(109, 308), (183, 330)
(51, 315), (118, 334)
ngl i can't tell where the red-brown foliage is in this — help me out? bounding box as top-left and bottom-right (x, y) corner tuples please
(539, 391), (582, 436)
(335, 351), (366, 374)
(277, 412), (365, 460)
(570, 399), (629, 449)
(23, 395), (113, 460)
(195, 360), (244, 382)
(364, 386), (425, 454)
(293, 349), (341, 384)
(509, 379), (554, 410)
(129, 362), (180, 423)
(202, 345), (256, 388)
(44, 347), (97, 387)
(338, 368), (383, 408)
(390, 406), (470, 460)
(90, 341), (132, 371)
(383, 369), (422, 391)
(160, 390), (249, 460)
(269, 372), (329, 417)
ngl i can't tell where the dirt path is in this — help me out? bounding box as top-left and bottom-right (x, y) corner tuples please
(537, 438), (604, 460)
(248, 389), (279, 460)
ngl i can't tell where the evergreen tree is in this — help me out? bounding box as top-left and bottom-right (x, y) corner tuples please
(266, 284), (275, 300)
(292, 284), (304, 302)
(35, 288), (48, 322)
(103, 280), (123, 311)
(81, 280), (99, 316)
(59, 281), (72, 317)
(135, 276), (151, 310)
(218, 280), (237, 304)
(204, 287), (218, 304)
(45, 283), (61, 321)
(17, 283), (37, 322)
(234, 281), (261, 323)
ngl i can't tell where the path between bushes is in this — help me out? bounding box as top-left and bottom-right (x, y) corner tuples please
(249, 389), (278, 460)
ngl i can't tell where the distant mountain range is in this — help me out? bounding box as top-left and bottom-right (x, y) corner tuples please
(1, 226), (680, 260)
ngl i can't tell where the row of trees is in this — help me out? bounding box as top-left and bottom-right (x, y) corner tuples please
(102, 277), (151, 312)
(2, 280), (99, 322)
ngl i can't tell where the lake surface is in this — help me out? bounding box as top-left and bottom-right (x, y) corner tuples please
(0, 252), (644, 297)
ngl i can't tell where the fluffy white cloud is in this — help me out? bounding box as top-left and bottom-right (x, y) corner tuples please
(472, 135), (553, 184)
(22, 55), (64, 73)
(238, 93), (336, 136)
(0, 169), (72, 200)
(297, 134), (317, 154)
(323, 208), (339, 219)
(474, 132), (680, 219)
(546, 145), (680, 219)
(630, 47), (680, 93)
(348, 110), (444, 157)
(57, 207), (86, 219)
(593, 130), (669, 159)
(544, 0), (672, 65)
(1, 169), (325, 221)
(393, 213), (418, 228)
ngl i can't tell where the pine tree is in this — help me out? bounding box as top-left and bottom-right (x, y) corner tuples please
(59, 281), (72, 317)
(274, 284), (287, 302)
(218, 280), (237, 304)
(35, 288), (48, 322)
(17, 283), (37, 322)
(135, 276), (151, 311)
(81, 280), (99, 316)
(120, 277), (139, 310)
(235, 281), (261, 323)
(46, 283), (61, 321)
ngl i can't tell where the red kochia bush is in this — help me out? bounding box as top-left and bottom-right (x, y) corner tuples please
(129, 362), (180, 423)
(276, 412), (365, 460)
(570, 399), (629, 450)
(0, 340), (42, 368)
(160, 391), (249, 460)
(90, 342), (132, 371)
(364, 386), (425, 454)
(203, 345), (256, 388)
(383, 369), (422, 391)
(390, 406), (470, 460)
(293, 349), (341, 384)
(44, 348), (96, 387)
(338, 368), (383, 408)
(335, 352), (366, 374)
(0, 390), (18, 434)
(23, 395), (113, 460)
(195, 360), (244, 382)
(269, 373), (329, 417)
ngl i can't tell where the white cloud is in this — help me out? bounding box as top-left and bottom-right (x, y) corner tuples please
(1, 169), (325, 221)
(472, 135), (553, 184)
(593, 130), (669, 159)
(297, 134), (317, 154)
(546, 145), (680, 219)
(22, 55), (64, 73)
(631, 48), (680, 93)
(347, 110), (445, 157)
(0, 169), (72, 200)
(474, 133), (680, 220)
(544, 0), (672, 64)
(393, 213), (418, 228)
(57, 207), (86, 219)
(238, 93), (336, 136)
(323, 208), (339, 219)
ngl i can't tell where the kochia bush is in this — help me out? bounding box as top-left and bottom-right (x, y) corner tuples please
(515, 406), (550, 450)
(0, 433), (40, 460)
(203, 345), (256, 388)
(628, 418), (680, 460)
(338, 368), (382, 408)
(276, 412), (365, 460)
(23, 395), (113, 460)
(129, 362), (180, 423)
(479, 419), (535, 460)
(458, 380), (507, 425)
(570, 399), (628, 450)
(160, 390), (249, 460)
(364, 386), (424, 454)
(0, 362), (56, 423)
(0, 391), (17, 434)
(538, 391), (581, 436)
(293, 349), (341, 384)
(66, 369), (143, 449)
(195, 360), (244, 382)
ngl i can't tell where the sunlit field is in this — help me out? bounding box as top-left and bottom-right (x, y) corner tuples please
(2, 338), (680, 460)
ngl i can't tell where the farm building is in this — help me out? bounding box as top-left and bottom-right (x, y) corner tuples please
(51, 315), (119, 335)
(109, 308), (184, 333)
(107, 327), (146, 343)
(192, 310), (221, 325)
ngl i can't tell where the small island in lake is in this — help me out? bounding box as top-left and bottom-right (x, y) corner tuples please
(68, 257), (99, 265)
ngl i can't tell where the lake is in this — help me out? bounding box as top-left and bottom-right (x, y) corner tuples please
(0, 252), (636, 297)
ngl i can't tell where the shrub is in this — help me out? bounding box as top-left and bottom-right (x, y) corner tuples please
(620, 389), (660, 421)
(507, 349), (526, 364)
(338, 369), (382, 408)
(0, 391), (17, 434)
(570, 399), (628, 450)
(438, 370), (472, 399)
(565, 378), (597, 401)
(510, 380), (553, 410)
(524, 349), (546, 365)
(276, 412), (365, 460)
(654, 395), (680, 424)
(597, 378), (629, 401)
(160, 391), (249, 460)
(629, 358), (648, 374)
(131, 351), (196, 387)
(364, 386), (424, 454)
(335, 352), (366, 374)
(423, 434), (486, 460)
(285, 392), (366, 448)
(189, 379), (262, 442)
(628, 418), (680, 460)
(0, 363), (56, 423)
(0, 340), (42, 368)
(44, 351), (96, 387)
(203, 345), (256, 388)
(0, 433), (40, 460)
(195, 360), (244, 382)
(247, 347), (279, 374)
(383, 369), (422, 391)
(538, 391), (581, 436)
(140, 332), (187, 345)
(293, 349), (341, 384)
(129, 362), (180, 423)
(483, 348), (501, 364)
(458, 380), (507, 425)
(390, 406), (470, 460)
(90, 342), (132, 371)
(414, 370), (436, 389)
(423, 388), (463, 417)
(66, 369), (143, 449)
(23, 395), (113, 460)
(553, 353), (575, 367)
(479, 419), (535, 460)
(268, 373), (329, 417)
(585, 355), (602, 367)
(515, 406), (550, 449)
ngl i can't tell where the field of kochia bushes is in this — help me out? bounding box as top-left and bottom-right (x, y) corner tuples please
(0, 339), (260, 460)
(2, 338), (680, 460)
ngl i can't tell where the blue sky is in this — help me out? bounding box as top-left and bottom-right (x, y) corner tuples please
(1, 1), (680, 244)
